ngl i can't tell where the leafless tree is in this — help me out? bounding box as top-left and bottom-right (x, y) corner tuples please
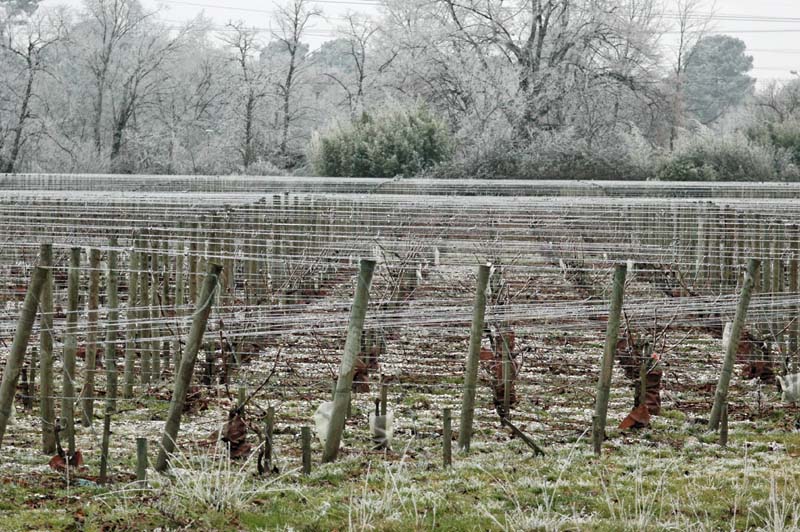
(0, 9), (66, 172)
(272, 0), (320, 159)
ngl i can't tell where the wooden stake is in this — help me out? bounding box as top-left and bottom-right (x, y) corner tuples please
(709, 259), (760, 430)
(0, 267), (47, 447)
(458, 264), (491, 453)
(322, 259), (376, 463)
(443, 408), (452, 468)
(39, 244), (56, 454)
(62, 247), (81, 456)
(136, 437), (148, 483)
(82, 248), (101, 426)
(123, 245), (139, 399)
(301, 426), (312, 475)
(99, 238), (120, 483)
(593, 264), (627, 456)
(156, 263), (223, 472)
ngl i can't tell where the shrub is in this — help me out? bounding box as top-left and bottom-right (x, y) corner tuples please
(748, 120), (800, 166)
(310, 107), (452, 177)
(430, 128), (656, 180)
(655, 133), (789, 181)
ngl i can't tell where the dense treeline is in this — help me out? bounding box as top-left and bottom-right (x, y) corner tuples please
(1, 0), (798, 180)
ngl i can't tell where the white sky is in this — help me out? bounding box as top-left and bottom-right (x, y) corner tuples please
(41, 0), (800, 83)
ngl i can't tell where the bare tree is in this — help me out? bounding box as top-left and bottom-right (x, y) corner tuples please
(107, 22), (189, 167)
(323, 14), (379, 118)
(0, 9), (66, 172)
(83, 0), (152, 155)
(272, 0), (320, 160)
(221, 21), (270, 170)
(667, 0), (714, 150)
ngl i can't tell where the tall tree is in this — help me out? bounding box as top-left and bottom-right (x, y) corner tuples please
(0, 9), (66, 172)
(221, 22), (271, 170)
(684, 35), (754, 125)
(82, 0), (152, 155)
(271, 0), (320, 161)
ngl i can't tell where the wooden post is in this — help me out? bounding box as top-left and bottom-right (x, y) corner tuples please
(719, 404), (729, 447)
(502, 338), (512, 417)
(380, 383), (388, 417)
(301, 426), (311, 475)
(593, 264), (627, 456)
(123, 245), (140, 399)
(136, 437), (148, 483)
(99, 239), (120, 483)
(790, 225), (800, 372)
(322, 259), (376, 463)
(709, 259), (760, 430)
(0, 267), (47, 447)
(156, 263), (223, 472)
(82, 248), (101, 426)
(174, 243), (185, 369)
(263, 406), (275, 475)
(443, 408), (452, 467)
(139, 248), (151, 385)
(39, 244), (56, 454)
(458, 264), (491, 453)
(62, 247), (81, 456)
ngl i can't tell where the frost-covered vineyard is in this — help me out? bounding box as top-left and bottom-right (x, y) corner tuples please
(1, 175), (800, 529)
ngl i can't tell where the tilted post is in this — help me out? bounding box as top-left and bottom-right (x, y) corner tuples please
(458, 264), (491, 452)
(322, 259), (376, 463)
(0, 266), (47, 447)
(593, 264), (627, 456)
(709, 259), (760, 430)
(156, 263), (222, 472)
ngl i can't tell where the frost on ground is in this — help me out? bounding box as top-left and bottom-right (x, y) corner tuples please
(1, 261), (799, 530)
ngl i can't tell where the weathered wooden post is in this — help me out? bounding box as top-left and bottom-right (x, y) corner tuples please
(592, 263), (627, 456)
(709, 259), (760, 430)
(443, 408), (452, 467)
(63, 247), (81, 456)
(39, 244), (56, 454)
(458, 264), (491, 453)
(123, 243), (140, 399)
(263, 406), (275, 475)
(82, 248), (101, 426)
(99, 239), (120, 483)
(0, 267), (47, 447)
(790, 224), (800, 372)
(322, 259), (376, 463)
(301, 426), (311, 475)
(156, 263), (223, 472)
(136, 437), (148, 483)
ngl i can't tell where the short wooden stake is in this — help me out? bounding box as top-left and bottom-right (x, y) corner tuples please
(156, 263), (223, 472)
(443, 408), (452, 468)
(322, 259), (376, 463)
(136, 437), (148, 483)
(0, 267), (47, 447)
(263, 406), (275, 475)
(593, 264), (627, 456)
(458, 264), (491, 453)
(301, 426), (311, 475)
(709, 259), (760, 430)
(720, 404), (729, 447)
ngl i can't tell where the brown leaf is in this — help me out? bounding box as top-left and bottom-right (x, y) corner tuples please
(619, 404), (651, 430)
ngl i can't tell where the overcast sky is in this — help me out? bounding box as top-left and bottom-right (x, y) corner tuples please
(42, 0), (800, 83)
